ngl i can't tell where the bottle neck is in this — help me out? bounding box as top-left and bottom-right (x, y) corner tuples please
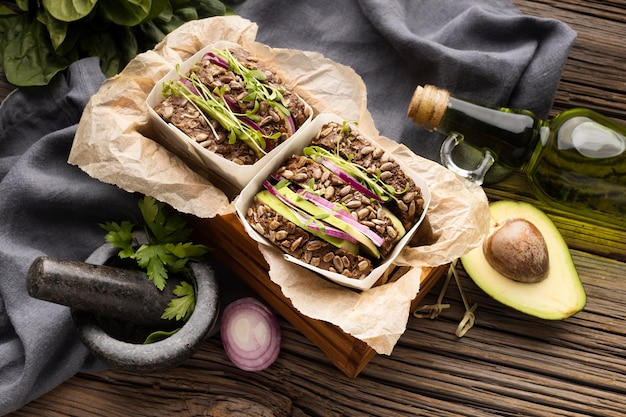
(408, 85), (544, 170)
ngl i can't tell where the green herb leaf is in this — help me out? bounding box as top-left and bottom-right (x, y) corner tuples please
(135, 20), (167, 46)
(138, 195), (193, 244)
(101, 195), (210, 343)
(0, 0), (228, 87)
(192, 0), (227, 18)
(161, 281), (196, 321)
(37, 9), (78, 55)
(97, 0), (152, 27)
(41, 0), (98, 23)
(14, 1), (29, 12)
(144, 328), (180, 344)
(134, 242), (208, 290)
(165, 242), (210, 265)
(134, 244), (172, 290)
(143, 0), (169, 22)
(100, 220), (136, 259)
(3, 16), (77, 86)
(0, 5), (17, 15)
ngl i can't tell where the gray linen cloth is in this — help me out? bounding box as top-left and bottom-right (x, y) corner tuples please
(235, 0), (576, 160)
(0, 0), (575, 414)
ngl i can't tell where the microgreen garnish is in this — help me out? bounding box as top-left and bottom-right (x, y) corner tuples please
(162, 47), (294, 159)
(162, 73), (270, 158)
(212, 48), (292, 118)
(100, 196), (210, 335)
(303, 145), (408, 201)
(340, 120), (356, 135)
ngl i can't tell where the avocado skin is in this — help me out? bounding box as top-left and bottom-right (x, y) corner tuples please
(461, 200), (586, 320)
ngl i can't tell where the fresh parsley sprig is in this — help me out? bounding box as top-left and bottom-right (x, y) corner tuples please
(161, 281), (196, 322)
(100, 196), (209, 324)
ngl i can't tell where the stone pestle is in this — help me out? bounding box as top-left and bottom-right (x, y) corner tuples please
(27, 256), (182, 327)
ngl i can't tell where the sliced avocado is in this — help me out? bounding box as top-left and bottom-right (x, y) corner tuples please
(274, 185), (381, 258)
(255, 190), (359, 254)
(460, 200), (586, 320)
(380, 206), (406, 241)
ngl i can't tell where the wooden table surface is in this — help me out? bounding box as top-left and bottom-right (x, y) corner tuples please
(5, 0), (626, 415)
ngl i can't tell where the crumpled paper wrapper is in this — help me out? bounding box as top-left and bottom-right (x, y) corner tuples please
(69, 16), (489, 355)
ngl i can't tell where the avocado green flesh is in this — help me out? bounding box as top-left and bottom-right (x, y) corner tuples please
(461, 200), (586, 320)
(255, 190), (359, 254)
(381, 206), (406, 239)
(273, 185), (381, 258)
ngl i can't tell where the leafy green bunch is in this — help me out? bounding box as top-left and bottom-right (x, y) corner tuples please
(0, 0), (232, 87)
(100, 195), (209, 323)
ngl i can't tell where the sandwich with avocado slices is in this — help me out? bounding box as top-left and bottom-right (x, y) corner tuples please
(245, 121), (425, 280)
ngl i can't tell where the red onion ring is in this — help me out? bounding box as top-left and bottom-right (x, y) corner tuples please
(220, 297), (281, 372)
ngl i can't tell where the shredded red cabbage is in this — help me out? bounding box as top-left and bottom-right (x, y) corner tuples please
(318, 158), (383, 202)
(203, 52), (229, 69)
(262, 180), (358, 244)
(297, 190), (385, 247)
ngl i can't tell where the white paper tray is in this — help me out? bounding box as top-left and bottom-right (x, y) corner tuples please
(235, 113), (431, 291)
(146, 41), (313, 193)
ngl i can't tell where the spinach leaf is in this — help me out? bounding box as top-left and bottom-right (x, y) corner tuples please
(3, 17), (78, 86)
(0, 0), (232, 87)
(80, 26), (139, 77)
(135, 20), (167, 46)
(37, 8), (70, 51)
(42, 0), (98, 22)
(0, 5), (16, 15)
(15, 1), (30, 12)
(144, 0), (170, 22)
(192, 0), (227, 17)
(97, 0), (152, 27)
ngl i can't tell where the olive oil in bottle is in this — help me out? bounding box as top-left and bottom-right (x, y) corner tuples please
(407, 84), (626, 230)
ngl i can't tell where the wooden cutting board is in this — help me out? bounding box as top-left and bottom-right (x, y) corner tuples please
(189, 213), (448, 378)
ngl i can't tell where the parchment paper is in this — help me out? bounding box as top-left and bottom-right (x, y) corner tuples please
(69, 16), (489, 355)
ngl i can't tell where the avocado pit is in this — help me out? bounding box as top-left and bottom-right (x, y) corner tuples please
(483, 218), (549, 283)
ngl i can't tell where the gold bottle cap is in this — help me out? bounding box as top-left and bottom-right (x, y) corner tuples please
(407, 85), (450, 131)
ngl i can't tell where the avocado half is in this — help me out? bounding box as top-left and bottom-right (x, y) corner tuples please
(461, 200), (586, 320)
